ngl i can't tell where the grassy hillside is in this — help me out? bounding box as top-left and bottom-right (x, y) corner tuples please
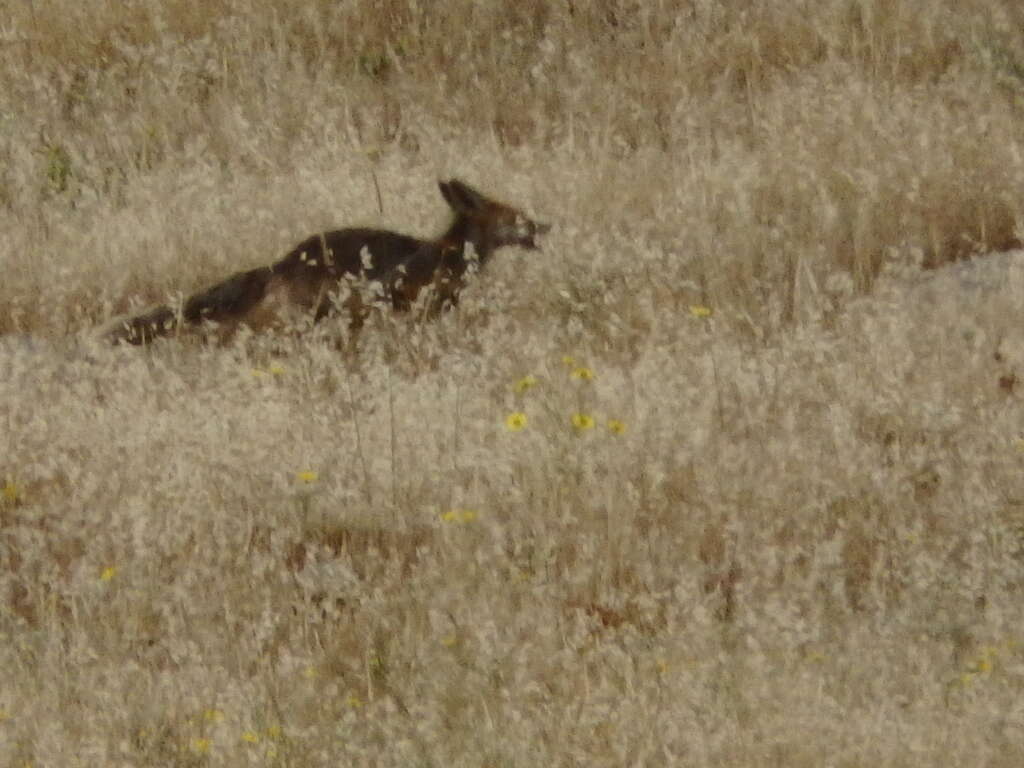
(3, 1), (1024, 765)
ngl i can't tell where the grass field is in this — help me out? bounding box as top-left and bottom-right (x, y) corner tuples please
(4, 1), (1024, 765)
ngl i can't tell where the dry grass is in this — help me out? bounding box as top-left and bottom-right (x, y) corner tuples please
(4, 1), (1024, 765)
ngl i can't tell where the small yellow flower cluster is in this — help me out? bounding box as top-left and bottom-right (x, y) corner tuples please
(513, 374), (538, 394)
(566, 357), (625, 434)
(504, 359), (628, 437)
(440, 509), (479, 523)
(184, 708), (290, 761)
(295, 470), (319, 484)
(2, 478), (20, 504)
(570, 414), (628, 435)
(251, 362), (287, 378)
(960, 645), (1001, 686)
(571, 413), (595, 431)
(100, 566), (117, 583)
(563, 356), (596, 382)
(504, 412), (528, 432)
(689, 304), (713, 318)
(508, 370), (540, 429)
(570, 366), (595, 381)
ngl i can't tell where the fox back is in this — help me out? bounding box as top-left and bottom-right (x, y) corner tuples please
(107, 178), (548, 344)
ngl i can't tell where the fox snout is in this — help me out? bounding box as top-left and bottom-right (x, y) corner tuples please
(520, 218), (551, 250)
(502, 213), (550, 251)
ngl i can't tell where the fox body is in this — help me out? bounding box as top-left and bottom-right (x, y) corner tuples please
(108, 179), (549, 344)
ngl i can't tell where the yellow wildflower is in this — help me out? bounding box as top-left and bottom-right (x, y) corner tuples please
(347, 694), (362, 709)
(100, 566), (117, 582)
(571, 413), (595, 431)
(203, 709), (224, 723)
(689, 305), (713, 318)
(192, 738), (211, 755)
(2, 479), (18, 503)
(514, 375), (538, 393)
(268, 363), (286, 376)
(504, 412), (528, 432)
(440, 509), (479, 524)
(266, 725), (282, 741)
(607, 419), (627, 435)
(242, 731), (260, 744)
(561, 355), (576, 366)
(570, 366), (595, 381)
(296, 470), (318, 484)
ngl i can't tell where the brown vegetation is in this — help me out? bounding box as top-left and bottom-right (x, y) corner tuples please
(3, 1), (1024, 765)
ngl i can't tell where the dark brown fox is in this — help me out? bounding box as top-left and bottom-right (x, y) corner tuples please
(107, 179), (549, 344)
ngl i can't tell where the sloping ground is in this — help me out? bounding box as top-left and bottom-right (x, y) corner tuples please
(4, 0), (1024, 764)
(2, 249), (1023, 765)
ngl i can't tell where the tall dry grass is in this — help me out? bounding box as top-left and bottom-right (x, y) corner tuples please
(3, 1), (1024, 765)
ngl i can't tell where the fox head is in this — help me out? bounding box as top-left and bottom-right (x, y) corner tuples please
(439, 179), (550, 256)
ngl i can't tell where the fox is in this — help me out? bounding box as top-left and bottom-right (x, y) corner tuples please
(106, 179), (550, 344)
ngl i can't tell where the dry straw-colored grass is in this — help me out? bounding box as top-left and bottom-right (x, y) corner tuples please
(4, 1), (1024, 765)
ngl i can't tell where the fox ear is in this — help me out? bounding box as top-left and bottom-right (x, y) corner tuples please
(440, 179), (486, 213)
